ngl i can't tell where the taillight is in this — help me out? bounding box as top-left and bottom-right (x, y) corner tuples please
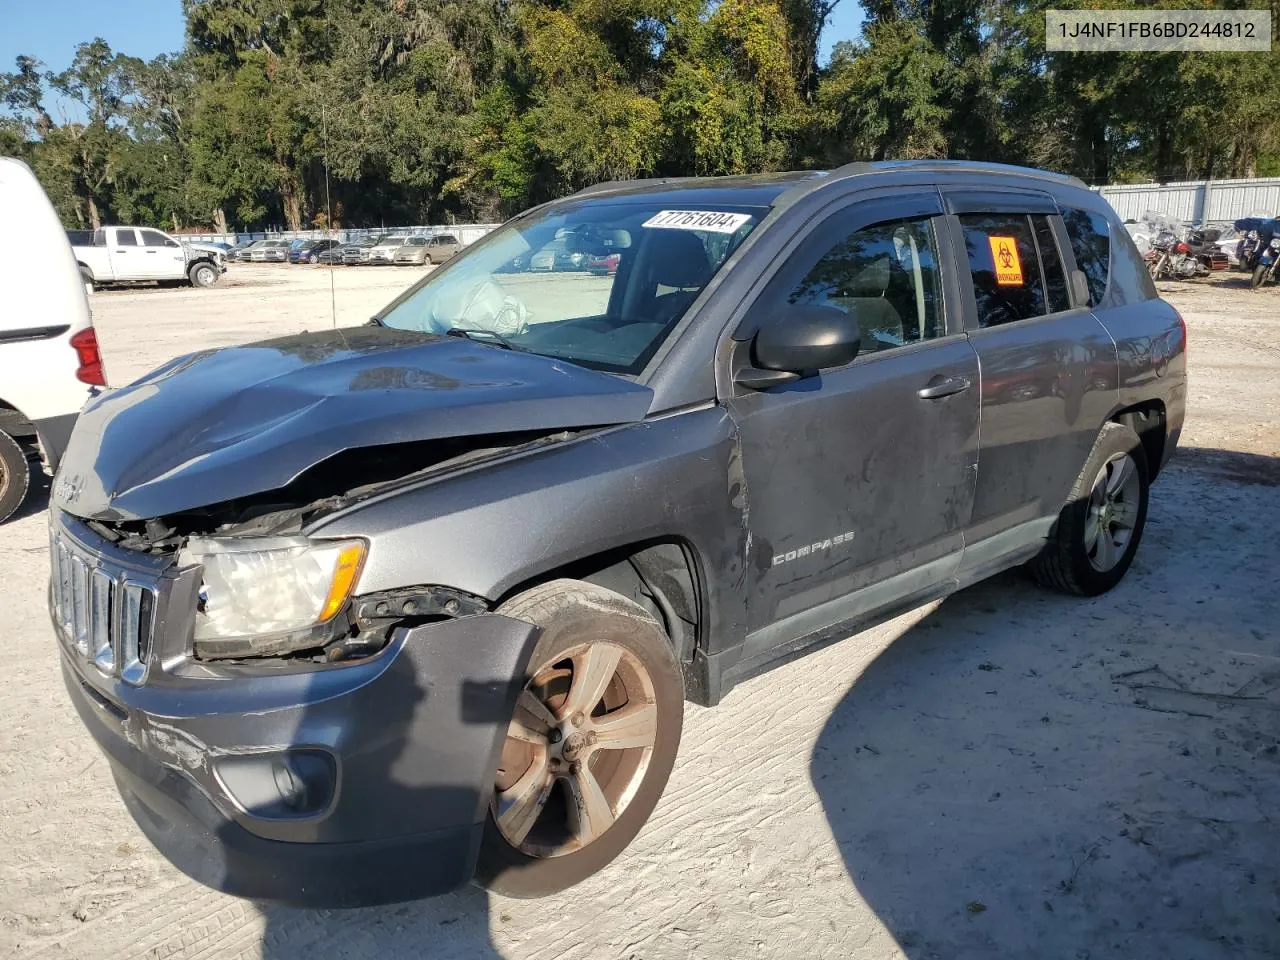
(1175, 241), (1191, 254)
(69, 327), (106, 386)
(1174, 308), (1187, 361)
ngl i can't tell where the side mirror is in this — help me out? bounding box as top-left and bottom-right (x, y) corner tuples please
(754, 304), (861, 373)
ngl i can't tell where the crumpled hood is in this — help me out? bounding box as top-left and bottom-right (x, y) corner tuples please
(54, 326), (654, 521)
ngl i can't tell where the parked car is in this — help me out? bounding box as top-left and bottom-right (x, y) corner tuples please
(368, 234), (412, 264)
(392, 235), (431, 264)
(226, 240), (259, 261)
(315, 243), (347, 265)
(71, 225), (225, 288)
(0, 157), (103, 521)
(530, 237), (586, 271)
(341, 238), (381, 265)
(249, 240), (291, 263)
(50, 161), (1185, 908)
(586, 251), (621, 275)
(393, 234), (461, 265)
(290, 238), (341, 264)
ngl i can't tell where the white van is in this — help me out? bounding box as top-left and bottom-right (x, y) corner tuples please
(0, 158), (105, 522)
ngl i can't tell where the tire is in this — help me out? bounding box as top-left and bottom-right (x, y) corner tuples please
(188, 262), (218, 287)
(474, 578), (683, 898)
(1251, 264), (1269, 290)
(1028, 421), (1150, 597)
(0, 430), (32, 523)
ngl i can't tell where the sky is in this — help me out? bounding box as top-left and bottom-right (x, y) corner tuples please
(0, 0), (865, 106)
(0, 0), (186, 121)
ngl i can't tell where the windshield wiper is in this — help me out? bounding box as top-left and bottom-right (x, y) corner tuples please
(445, 327), (522, 351)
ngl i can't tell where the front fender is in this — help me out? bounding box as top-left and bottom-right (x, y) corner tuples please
(309, 407), (750, 656)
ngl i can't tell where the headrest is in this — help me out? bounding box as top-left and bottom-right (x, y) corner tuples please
(848, 256), (890, 297)
(650, 231), (712, 288)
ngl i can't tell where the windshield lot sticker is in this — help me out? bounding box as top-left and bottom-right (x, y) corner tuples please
(988, 236), (1024, 285)
(642, 210), (753, 234)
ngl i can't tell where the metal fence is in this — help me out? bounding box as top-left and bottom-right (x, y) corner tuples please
(179, 178), (1280, 242)
(179, 224), (501, 247)
(1095, 178), (1280, 225)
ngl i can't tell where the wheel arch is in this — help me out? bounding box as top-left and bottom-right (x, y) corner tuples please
(0, 398), (39, 449)
(495, 538), (710, 704)
(1111, 399), (1167, 480)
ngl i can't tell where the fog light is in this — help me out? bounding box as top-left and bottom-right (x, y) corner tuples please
(215, 750), (336, 819)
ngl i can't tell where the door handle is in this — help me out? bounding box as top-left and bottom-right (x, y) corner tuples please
(917, 376), (971, 400)
(145, 250), (157, 254)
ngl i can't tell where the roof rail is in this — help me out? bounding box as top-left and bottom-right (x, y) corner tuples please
(572, 176), (699, 198)
(829, 159), (1088, 189)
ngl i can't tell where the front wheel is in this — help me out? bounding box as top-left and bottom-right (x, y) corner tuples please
(475, 579), (683, 898)
(1252, 264), (1270, 289)
(188, 262), (219, 287)
(1029, 422), (1149, 596)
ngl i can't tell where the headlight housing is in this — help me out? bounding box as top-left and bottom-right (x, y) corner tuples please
(179, 536), (366, 658)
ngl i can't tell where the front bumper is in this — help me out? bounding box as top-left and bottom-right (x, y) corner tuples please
(52, 515), (540, 905)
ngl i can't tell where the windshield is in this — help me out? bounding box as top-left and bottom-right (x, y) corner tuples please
(377, 200), (764, 375)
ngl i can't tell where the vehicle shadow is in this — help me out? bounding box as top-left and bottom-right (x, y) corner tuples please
(810, 450), (1280, 959)
(224, 640), (507, 960)
(10, 464), (51, 522)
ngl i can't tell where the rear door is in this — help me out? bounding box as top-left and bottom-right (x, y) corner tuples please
(940, 189), (1118, 570)
(727, 191), (980, 656)
(108, 228), (143, 279)
(138, 229), (186, 280)
(436, 235), (460, 259)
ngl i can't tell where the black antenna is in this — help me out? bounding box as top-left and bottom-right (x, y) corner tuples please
(322, 99), (336, 330)
(322, 6), (337, 330)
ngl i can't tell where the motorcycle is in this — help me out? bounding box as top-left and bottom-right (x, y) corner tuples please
(1250, 234), (1279, 289)
(1139, 211), (1225, 281)
(1233, 216), (1278, 286)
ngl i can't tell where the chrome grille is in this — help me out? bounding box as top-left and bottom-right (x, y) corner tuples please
(50, 531), (157, 684)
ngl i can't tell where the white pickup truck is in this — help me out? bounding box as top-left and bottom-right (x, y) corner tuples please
(71, 226), (225, 289)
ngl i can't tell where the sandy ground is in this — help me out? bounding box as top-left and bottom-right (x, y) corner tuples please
(1, 265), (1278, 960)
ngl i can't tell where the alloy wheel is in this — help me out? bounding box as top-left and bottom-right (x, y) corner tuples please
(492, 642), (658, 858)
(1084, 452), (1141, 572)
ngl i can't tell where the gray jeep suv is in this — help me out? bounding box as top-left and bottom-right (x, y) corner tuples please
(49, 161), (1185, 906)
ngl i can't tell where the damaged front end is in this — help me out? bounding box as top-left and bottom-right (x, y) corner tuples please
(72, 428), (575, 667)
(50, 325), (653, 668)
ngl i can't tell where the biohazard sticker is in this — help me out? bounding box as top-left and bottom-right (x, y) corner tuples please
(988, 236), (1024, 285)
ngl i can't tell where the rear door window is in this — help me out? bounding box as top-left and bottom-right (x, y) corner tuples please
(1061, 208), (1112, 306)
(1031, 215), (1071, 313)
(957, 213), (1076, 327)
(115, 230), (138, 246)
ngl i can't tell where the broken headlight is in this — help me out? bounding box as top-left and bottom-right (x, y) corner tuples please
(179, 536), (366, 654)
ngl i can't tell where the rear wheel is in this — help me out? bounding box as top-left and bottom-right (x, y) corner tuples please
(188, 262), (218, 287)
(0, 430), (31, 523)
(475, 579), (683, 898)
(1252, 264), (1270, 289)
(1029, 422), (1149, 596)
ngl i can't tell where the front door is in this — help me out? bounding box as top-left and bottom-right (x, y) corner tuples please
(726, 193), (980, 657)
(138, 229), (187, 280)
